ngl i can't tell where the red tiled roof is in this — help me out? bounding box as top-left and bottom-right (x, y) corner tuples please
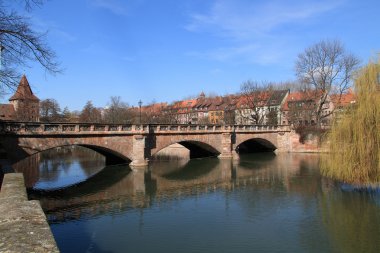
(331, 90), (356, 107)
(172, 99), (197, 109)
(9, 75), (39, 101)
(140, 102), (168, 113)
(282, 91), (320, 111)
(236, 92), (271, 108)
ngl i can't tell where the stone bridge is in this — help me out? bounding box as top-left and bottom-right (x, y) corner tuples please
(0, 122), (299, 169)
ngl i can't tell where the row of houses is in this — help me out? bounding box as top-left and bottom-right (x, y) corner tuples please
(0, 75), (355, 126)
(139, 89), (355, 126)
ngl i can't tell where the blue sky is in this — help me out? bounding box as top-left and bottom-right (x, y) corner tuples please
(2, 0), (379, 110)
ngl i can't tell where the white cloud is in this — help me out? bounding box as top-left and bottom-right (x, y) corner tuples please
(91, 0), (129, 16)
(51, 29), (76, 43)
(81, 43), (107, 55)
(31, 17), (76, 43)
(185, 0), (344, 64)
(186, 0), (344, 39)
(187, 43), (285, 65)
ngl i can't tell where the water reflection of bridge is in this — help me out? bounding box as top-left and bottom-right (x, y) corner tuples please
(29, 154), (321, 223)
(13, 146), (105, 188)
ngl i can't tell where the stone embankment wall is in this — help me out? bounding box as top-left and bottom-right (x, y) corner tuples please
(288, 131), (328, 153)
(277, 130), (327, 153)
(0, 173), (59, 253)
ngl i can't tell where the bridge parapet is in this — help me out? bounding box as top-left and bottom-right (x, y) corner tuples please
(149, 124), (231, 133)
(0, 122), (291, 135)
(0, 122), (150, 135)
(233, 124), (291, 132)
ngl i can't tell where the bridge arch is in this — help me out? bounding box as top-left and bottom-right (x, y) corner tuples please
(151, 139), (221, 159)
(9, 141), (132, 166)
(12, 145), (132, 188)
(78, 145), (131, 165)
(235, 137), (277, 153)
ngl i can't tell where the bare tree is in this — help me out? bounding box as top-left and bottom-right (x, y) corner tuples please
(238, 80), (274, 125)
(156, 106), (181, 124)
(275, 80), (304, 92)
(266, 110), (278, 126)
(14, 0), (45, 10)
(0, 0), (59, 91)
(295, 40), (359, 125)
(103, 96), (131, 124)
(39, 98), (61, 122)
(80, 101), (102, 123)
(61, 106), (71, 122)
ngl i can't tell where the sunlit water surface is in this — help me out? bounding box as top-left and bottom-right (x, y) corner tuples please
(19, 147), (380, 253)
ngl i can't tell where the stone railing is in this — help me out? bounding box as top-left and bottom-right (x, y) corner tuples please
(0, 122), (148, 135)
(0, 122), (291, 135)
(232, 124), (290, 132)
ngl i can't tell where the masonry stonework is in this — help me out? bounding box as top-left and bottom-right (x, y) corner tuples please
(0, 123), (323, 170)
(218, 133), (233, 158)
(130, 135), (148, 168)
(0, 173), (59, 252)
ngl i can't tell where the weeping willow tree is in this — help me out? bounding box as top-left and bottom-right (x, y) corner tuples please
(321, 59), (380, 185)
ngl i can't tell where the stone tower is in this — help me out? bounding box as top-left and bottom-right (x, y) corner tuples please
(9, 75), (40, 122)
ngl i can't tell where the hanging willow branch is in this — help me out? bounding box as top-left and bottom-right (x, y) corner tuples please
(321, 59), (380, 185)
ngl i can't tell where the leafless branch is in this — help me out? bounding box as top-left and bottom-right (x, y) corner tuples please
(0, 1), (60, 91)
(295, 40), (359, 125)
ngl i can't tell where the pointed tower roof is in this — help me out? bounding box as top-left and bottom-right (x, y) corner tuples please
(197, 91), (206, 101)
(9, 75), (39, 101)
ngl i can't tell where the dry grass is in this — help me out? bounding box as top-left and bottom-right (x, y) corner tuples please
(321, 59), (380, 184)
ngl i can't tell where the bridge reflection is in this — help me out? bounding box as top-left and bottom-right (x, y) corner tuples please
(13, 146), (105, 188)
(28, 153), (322, 223)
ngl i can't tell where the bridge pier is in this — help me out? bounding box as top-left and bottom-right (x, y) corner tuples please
(218, 133), (234, 159)
(232, 150), (240, 160)
(130, 134), (149, 170)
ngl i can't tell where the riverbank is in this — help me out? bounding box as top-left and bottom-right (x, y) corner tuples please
(0, 173), (59, 253)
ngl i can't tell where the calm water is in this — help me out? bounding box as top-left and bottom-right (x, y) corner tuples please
(20, 146), (380, 253)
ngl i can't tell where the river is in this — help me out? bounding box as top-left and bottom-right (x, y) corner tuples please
(17, 146), (380, 253)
